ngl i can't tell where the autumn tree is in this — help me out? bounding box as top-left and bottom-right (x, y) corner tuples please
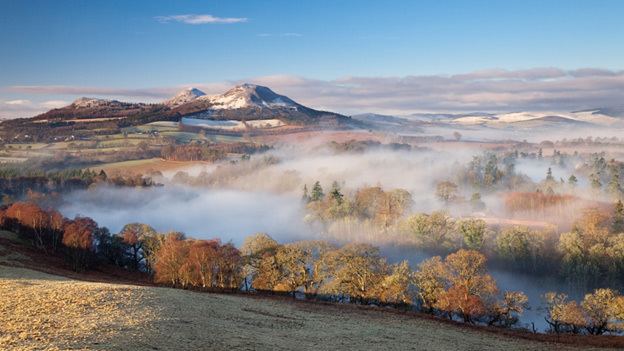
(323, 243), (389, 303)
(154, 232), (189, 287)
(458, 218), (487, 250)
(187, 239), (220, 288)
(581, 288), (624, 335)
(413, 256), (447, 312)
(404, 211), (458, 250)
(435, 181), (458, 204)
(119, 223), (156, 270)
(62, 216), (98, 271)
(544, 292), (586, 334)
(240, 233), (279, 290)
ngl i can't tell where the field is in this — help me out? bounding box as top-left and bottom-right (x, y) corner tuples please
(0, 263), (614, 351)
(93, 158), (210, 175)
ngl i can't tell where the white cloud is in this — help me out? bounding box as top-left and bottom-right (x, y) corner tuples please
(155, 14), (247, 25)
(4, 99), (31, 105)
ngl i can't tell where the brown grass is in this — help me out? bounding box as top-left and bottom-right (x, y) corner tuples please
(1, 232), (622, 350)
(1, 264), (617, 351)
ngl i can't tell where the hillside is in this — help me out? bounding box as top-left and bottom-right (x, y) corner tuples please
(0, 229), (618, 351)
(2, 265), (613, 351)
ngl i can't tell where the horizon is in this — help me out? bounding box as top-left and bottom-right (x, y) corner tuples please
(1, 0), (624, 117)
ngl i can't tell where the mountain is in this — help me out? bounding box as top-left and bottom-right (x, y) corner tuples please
(170, 84), (349, 125)
(31, 97), (163, 122)
(165, 88), (206, 107)
(414, 110), (623, 127)
(25, 84), (350, 127)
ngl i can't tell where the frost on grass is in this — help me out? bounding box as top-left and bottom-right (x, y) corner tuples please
(0, 266), (159, 351)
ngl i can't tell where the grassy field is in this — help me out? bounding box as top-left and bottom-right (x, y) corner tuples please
(0, 264), (613, 351)
(91, 158), (208, 175)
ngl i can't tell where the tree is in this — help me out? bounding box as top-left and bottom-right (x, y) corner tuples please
(154, 232), (189, 287)
(214, 243), (242, 289)
(568, 174), (578, 187)
(590, 172), (602, 190)
(458, 218), (487, 250)
(311, 181), (324, 202)
(273, 243), (311, 296)
(404, 211), (458, 250)
(487, 291), (529, 327)
(329, 181), (344, 205)
(414, 256), (447, 312)
(240, 233), (279, 291)
(187, 239), (220, 288)
(119, 223), (156, 270)
(495, 226), (544, 272)
(544, 292), (585, 334)
(581, 288), (623, 335)
(453, 131), (462, 141)
(378, 260), (413, 305)
(470, 192), (486, 211)
(301, 184), (311, 203)
(323, 243), (389, 303)
(436, 284), (486, 323)
(435, 181), (458, 204)
(62, 216), (97, 271)
(546, 167), (554, 182)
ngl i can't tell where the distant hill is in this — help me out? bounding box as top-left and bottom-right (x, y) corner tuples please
(28, 84), (350, 127)
(169, 84), (349, 125)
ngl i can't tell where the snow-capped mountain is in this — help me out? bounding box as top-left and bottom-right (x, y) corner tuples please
(29, 83), (350, 127)
(171, 84), (348, 124)
(201, 84), (298, 110)
(403, 109), (624, 128)
(164, 88), (206, 107)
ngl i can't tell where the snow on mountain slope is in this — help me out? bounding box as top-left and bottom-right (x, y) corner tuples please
(165, 88), (206, 107)
(446, 110), (620, 126)
(198, 84), (298, 110)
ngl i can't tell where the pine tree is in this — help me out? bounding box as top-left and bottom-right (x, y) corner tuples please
(311, 181), (324, 202)
(546, 167), (554, 182)
(591, 172), (602, 190)
(302, 184), (311, 203)
(607, 163), (622, 197)
(329, 181), (344, 205)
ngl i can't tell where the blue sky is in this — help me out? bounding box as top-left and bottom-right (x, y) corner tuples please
(1, 0), (623, 116)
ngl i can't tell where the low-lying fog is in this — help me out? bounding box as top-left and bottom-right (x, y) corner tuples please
(59, 143), (614, 330)
(60, 186), (311, 245)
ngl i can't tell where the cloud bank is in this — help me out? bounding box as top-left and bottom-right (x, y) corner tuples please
(155, 14), (247, 25)
(3, 67), (624, 117)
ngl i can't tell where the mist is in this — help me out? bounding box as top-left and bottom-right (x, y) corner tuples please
(59, 185), (311, 246)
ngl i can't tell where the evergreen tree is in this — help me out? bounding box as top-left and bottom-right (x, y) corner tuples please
(311, 181), (324, 202)
(568, 174), (578, 187)
(301, 184), (311, 203)
(607, 163), (622, 197)
(329, 181), (344, 205)
(590, 172), (602, 190)
(546, 167), (554, 182)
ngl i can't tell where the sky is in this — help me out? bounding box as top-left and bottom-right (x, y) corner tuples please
(1, 0), (623, 117)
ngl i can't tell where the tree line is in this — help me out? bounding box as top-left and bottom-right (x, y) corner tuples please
(3, 200), (624, 335)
